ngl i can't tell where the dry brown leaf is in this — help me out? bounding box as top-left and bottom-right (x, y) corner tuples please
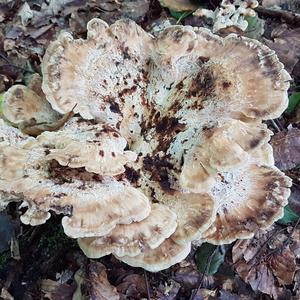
(269, 248), (297, 284)
(232, 226), (299, 298)
(159, 0), (199, 12)
(264, 27), (300, 73)
(89, 261), (120, 300)
(116, 274), (147, 299)
(74, 261), (119, 300)
(174, 267), (200, 289)
(271, 127), (300, 170)
(41, 279), (76, 300)
(69, 11), (89, 35)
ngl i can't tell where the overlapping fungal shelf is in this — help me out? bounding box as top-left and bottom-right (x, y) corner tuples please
(0, 19), (292, 271)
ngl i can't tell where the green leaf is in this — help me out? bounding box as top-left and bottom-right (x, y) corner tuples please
(278, 205), (299, 225)
(169, 9), (192, 22)
(195, 243), (225, 276)
(286, 92), (300, 114)
(245, 16), (265, 40)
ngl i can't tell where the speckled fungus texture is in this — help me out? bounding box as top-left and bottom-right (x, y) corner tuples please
(0, 19), (292, 272)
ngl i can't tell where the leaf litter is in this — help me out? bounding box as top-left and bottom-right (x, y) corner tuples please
(1, 0), (300, 299)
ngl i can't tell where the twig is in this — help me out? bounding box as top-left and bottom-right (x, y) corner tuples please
(262, 216), (300, 261)
(190, 246), (218, 300)
(144, 270), (151, 300)
(249, 228), (286, 265)
(271, 132), (300, 145)
(292, 181), (300, 188)
(274, 119), (284, 131)
(283, 215), (300, 247)
(229, 227), (286, 269)
(270, 119), (281, 132)
(176, 11), (193, 24)
(255, 5), (300, 25)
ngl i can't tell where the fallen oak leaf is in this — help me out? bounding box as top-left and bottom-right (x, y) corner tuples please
(270, 127), (300, 170)
(232, 226), (298, 298)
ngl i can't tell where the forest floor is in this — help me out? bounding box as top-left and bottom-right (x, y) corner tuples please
(0, 0), (300, 299)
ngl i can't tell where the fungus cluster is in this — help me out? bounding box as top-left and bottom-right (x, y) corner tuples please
(194, 0), (259, 33)
(0, 19), (292, 271)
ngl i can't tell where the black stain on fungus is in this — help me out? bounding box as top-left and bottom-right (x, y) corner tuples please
(143, 154), (174, 193)
(48, 160), (103, 185)
(109, 102), (121, 114)
(187, 69), (215, 99)
(124, 166), (140, 186)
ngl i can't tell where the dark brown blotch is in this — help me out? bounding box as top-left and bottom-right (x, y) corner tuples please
(124, 166), (140, 186)
(187, 68), (216, 103)
(222, 81), (232, 89)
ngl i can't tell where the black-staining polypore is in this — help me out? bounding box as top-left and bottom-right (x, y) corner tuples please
(0, 19), (292, 271)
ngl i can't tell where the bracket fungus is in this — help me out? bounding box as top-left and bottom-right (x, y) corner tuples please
(0, 19), (292, 271)
(2, 74), (73, 137)
(194, 0), (259, 33)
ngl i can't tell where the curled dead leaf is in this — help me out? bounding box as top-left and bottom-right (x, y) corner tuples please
(232, 226), (299, 298)
(73, 261), (119, 300)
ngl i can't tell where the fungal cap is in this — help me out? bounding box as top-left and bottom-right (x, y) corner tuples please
(117, 238), (191, 272)
(78, 203), (177, 258)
